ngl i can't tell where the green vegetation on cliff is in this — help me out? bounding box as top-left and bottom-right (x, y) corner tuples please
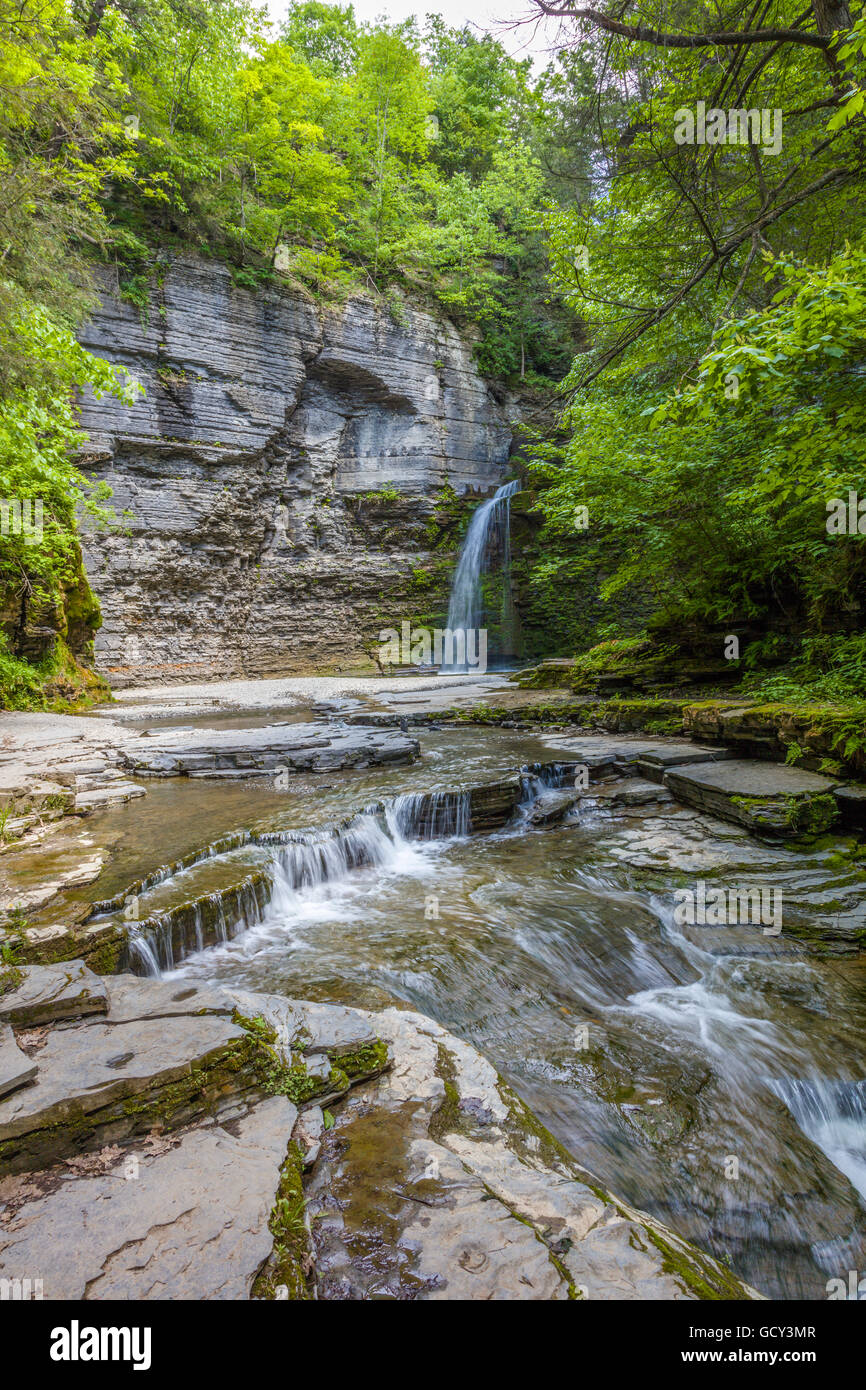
(0, 0), (591, 706)
(3, 0), (866, 711)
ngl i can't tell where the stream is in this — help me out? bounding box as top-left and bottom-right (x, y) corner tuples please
(58, 725), (866, 1301)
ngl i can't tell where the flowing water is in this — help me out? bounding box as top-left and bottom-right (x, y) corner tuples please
(441, 479), (520, 670)
(67, 725), (866, 1299)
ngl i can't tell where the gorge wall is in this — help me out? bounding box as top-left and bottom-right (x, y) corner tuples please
(76, 255), (513, 686)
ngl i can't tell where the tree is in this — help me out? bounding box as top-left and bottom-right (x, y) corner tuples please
(281, 1), (359, 74)
(532, 0), (866, 387)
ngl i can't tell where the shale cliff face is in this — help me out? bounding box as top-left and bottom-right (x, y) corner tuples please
(76, 256), (512, 685)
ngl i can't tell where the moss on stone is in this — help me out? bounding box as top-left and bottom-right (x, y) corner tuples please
(338, 1039), (390, 1078)
(429, 1042), (462, 1142)
(0, 1033), (265, 1177)
(252, 1140), (312, 1300)
(642, 1225), (753, 1302)
(785, 792), (840, 836)
(15, 921), (128, 975)
(233, 1013), (389, 1107)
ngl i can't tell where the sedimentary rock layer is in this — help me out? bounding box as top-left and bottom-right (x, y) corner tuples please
(77, 256), (512, 684)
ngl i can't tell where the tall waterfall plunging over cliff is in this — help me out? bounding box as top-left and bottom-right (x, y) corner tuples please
(441, 479), (520, 672)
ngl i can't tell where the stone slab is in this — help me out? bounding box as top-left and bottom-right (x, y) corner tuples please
(122, 722), (419, 776)
(223, 988), (378, 1060)
(0, 1013), (248, 1144)
(0, 961), (108, 1028)
(527, 789), (582, 826)
(0, 1096), (297, 1299)
(0, 1025), (37, 1099)
(75, 783), (146, 811)
(290, 1000), (380, 1057)
(592, 777), (675, 807)
(666, 759), (838, 798)
(104, 975), (237, 1024)
(835, 783), (866, 828)
(665, 759), (840, 835)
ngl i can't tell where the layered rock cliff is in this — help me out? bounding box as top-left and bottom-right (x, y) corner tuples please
(76, 256), (512, 686)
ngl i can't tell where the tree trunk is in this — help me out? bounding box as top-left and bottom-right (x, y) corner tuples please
(811, 0), (851, 35)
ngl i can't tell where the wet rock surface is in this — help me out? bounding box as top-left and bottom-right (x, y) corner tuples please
(0, 1010), (255, 1173)
(0, 965), (760, 1300)
(123, 722), (419, 777)
(665, 759), (841, 837)
(0, 961), (108, 1028)
(306, 1007), (760, 1300)
(0, 1098), (298, 1299)
(0, 1025), (37, 1099)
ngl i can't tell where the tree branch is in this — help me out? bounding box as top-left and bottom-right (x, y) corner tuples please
(531, 3), (830, 50)
(571, 164), (851, 391)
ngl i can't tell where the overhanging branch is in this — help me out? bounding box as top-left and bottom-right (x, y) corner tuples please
(531, 3), (830, 50)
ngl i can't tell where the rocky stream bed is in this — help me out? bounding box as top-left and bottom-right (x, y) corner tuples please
(1, 677), (864, 1300)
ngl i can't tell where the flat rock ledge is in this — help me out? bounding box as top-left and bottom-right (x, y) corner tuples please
(549, 736), (848, 840)
(664, 759), (841, 837)
(0, 966), (761, 1300)
(121, 723), (419, 778)
(0, 711), (418, 836)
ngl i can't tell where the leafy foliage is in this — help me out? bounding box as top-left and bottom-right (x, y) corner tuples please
(526, 2), (866, 696)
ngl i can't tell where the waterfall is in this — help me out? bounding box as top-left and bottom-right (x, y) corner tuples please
(768, 1078), (866, 1200)
(125, 796), (472, 976)
(109, 759), (582, 978)
(387, 789), (470, 839)
(441, 479), (520, 672)
(273, 813), (398, 891)
(518, 761), (578, 801)
(126, 874), (271, 975)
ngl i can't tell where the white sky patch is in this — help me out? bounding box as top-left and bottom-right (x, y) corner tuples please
(264, 0), (569, 68)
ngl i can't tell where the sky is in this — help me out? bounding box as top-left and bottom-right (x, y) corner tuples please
(265, 0), (571, 68)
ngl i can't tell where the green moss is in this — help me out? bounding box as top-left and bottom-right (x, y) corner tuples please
(328, 1063), (350, 1093)
(232, 1011), (277, 1046)
(0, 1033), (264, 1176)
(786, 792), (840, 836)
(233, 1013), (389, 1106)
(642, 1226), (752, 1302)
(441, 701), (593, 726)
(15, 920), (128, 974)
(233, 1014), (320, 1104)
(430, 1042), (462, 1142)
(730, 791), (841, 839)
(0, 939), (23, 996)
(253, 1140), (312, 1300)
(338, 1039), (390, 1078)
(643, 717), (684, 735)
